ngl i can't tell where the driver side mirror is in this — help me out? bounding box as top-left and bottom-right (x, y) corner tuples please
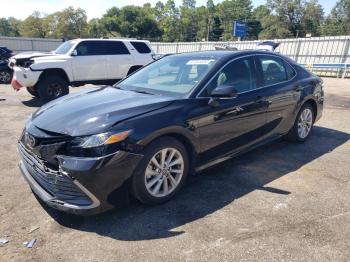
(208, 85), (238, 107)
(210, 85), (238, 98)
(71, 49), (78, 56)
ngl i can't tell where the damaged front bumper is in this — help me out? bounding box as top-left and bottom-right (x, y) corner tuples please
(18, 142), (144, 215)
(11, 67), (42, 90)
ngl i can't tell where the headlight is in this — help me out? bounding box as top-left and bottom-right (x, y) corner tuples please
(77, 130), (131, 148)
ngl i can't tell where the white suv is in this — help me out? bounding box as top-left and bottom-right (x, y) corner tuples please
(9, 39), (155, 101)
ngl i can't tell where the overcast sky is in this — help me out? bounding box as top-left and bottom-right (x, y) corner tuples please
(0, 0), (335, 20)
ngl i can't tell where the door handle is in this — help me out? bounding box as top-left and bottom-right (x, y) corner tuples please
(255, 96), (271, 106)
(214, 106), (243, 121)
(294, 86), (303, 92)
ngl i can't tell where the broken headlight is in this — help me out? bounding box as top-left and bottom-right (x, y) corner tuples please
(65, 130), (131, 157)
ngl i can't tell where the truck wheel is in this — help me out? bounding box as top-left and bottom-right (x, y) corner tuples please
(37, 75), (69, 102)
(26, 87), (40, 98)
(0, 69), (12, 84)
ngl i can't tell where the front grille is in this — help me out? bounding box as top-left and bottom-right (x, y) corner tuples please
(19, 142), (92, 206)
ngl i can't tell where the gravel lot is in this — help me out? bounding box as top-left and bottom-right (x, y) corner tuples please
(0, 78), (349, 262)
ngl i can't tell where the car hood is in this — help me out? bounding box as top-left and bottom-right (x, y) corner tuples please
(31, 86), (175, 136)
(12, 51), (54, 60)
(10, 52), (69, 67)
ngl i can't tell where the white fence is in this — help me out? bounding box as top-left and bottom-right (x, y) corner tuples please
(150, 36), (350, 78)
(1, 35), (349, 77)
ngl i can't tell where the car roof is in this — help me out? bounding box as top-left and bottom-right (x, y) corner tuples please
(171, 50), (293, 63)
(174, 49), (280, 56)
(72, 38), (150, 43)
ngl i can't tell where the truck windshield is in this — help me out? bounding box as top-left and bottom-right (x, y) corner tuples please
(54, 41), (75, 55)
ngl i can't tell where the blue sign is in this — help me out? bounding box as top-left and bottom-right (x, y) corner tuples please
(233, 20), (247, 38)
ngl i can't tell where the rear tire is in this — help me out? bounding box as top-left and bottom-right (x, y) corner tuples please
(37, 75), (69, 102)
(0, 69), (12, 84)
(131, 137), (189, 204)
(285, 103), (314, 143)
(26, 87), (40, 98)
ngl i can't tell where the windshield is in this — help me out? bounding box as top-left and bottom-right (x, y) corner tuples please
(117, 55), (217, 97)
(54, 41), (75, 54)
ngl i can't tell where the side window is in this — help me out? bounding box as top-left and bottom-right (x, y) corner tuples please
(201, 57), (257, 97)
(284, 61), (296, 79)
(258, 56), (288, 86)
(75, 41), (105, 56)
(104, 41), (130, 55)
(130, 41), (151, 54)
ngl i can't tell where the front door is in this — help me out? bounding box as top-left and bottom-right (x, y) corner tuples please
(71, 40), (107, 81)
(194, 56), (270, 164)
(256, 55), (300, 136)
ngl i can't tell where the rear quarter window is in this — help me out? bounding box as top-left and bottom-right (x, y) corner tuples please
(283, 61), (296, 79)
(130, 41), (151, 54)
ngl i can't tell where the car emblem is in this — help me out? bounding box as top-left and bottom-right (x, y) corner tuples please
(24, 132), (36, 149)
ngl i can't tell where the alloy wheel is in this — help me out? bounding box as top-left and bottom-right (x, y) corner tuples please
(144, 148), (184, 198)
(297, 108), (313, 139)
(47, 83), (63, 97)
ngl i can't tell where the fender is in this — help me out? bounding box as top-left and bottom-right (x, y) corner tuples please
(139, 125), (201, 154)
(30, 57), (73, 82)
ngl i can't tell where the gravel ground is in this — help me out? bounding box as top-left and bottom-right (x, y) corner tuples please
(0, 78), (349, 262)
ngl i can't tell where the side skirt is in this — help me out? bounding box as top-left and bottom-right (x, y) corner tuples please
(195, 134), (284, 173)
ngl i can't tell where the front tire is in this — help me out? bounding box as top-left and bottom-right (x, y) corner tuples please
(131, 137), (189, 204)
(37, 75), (69, 102)
(286, 103), (314, 142)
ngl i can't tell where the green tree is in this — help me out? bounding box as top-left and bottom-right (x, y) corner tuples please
(55, 7), (88, 39)
(267, 0), (304, 37)
(0, 18), (20, 36)
(20, 11), (49, 38)
(180, 0), (198, 41)
(251, 5), (292, 39)
(322, 0), (350, 35)
(157, 0), (181, 42)
(88, 18), (108, 38)
(216, 0), (252, 40)
(98, 5), (161, 40)
(300, 0), (324, 36)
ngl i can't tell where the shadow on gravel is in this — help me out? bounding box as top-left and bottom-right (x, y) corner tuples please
(43, 126), (350, 241)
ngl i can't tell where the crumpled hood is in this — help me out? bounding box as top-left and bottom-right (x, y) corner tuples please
(12, 51), (54, 60)
(10, 52), (69, 68)
(30, 86), (174, 136)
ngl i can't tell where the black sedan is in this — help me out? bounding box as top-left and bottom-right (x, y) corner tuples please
(18, 50), (324, 215)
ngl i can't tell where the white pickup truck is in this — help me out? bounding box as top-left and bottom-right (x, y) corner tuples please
(9, 39), (155, 102)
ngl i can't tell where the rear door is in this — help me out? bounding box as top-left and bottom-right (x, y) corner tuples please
(71, 41), (108, 81)
(256, 55), (298, 136)
(104, 41), (133, 80)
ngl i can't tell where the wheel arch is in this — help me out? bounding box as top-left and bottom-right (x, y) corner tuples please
(39, 68), (70, 83)
(127, 65), (143, 76)
(302, 98), (318, 122)
(140, 129), (200, 173)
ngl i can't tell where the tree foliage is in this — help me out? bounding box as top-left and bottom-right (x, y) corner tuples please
(0, 1), (348, 41)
